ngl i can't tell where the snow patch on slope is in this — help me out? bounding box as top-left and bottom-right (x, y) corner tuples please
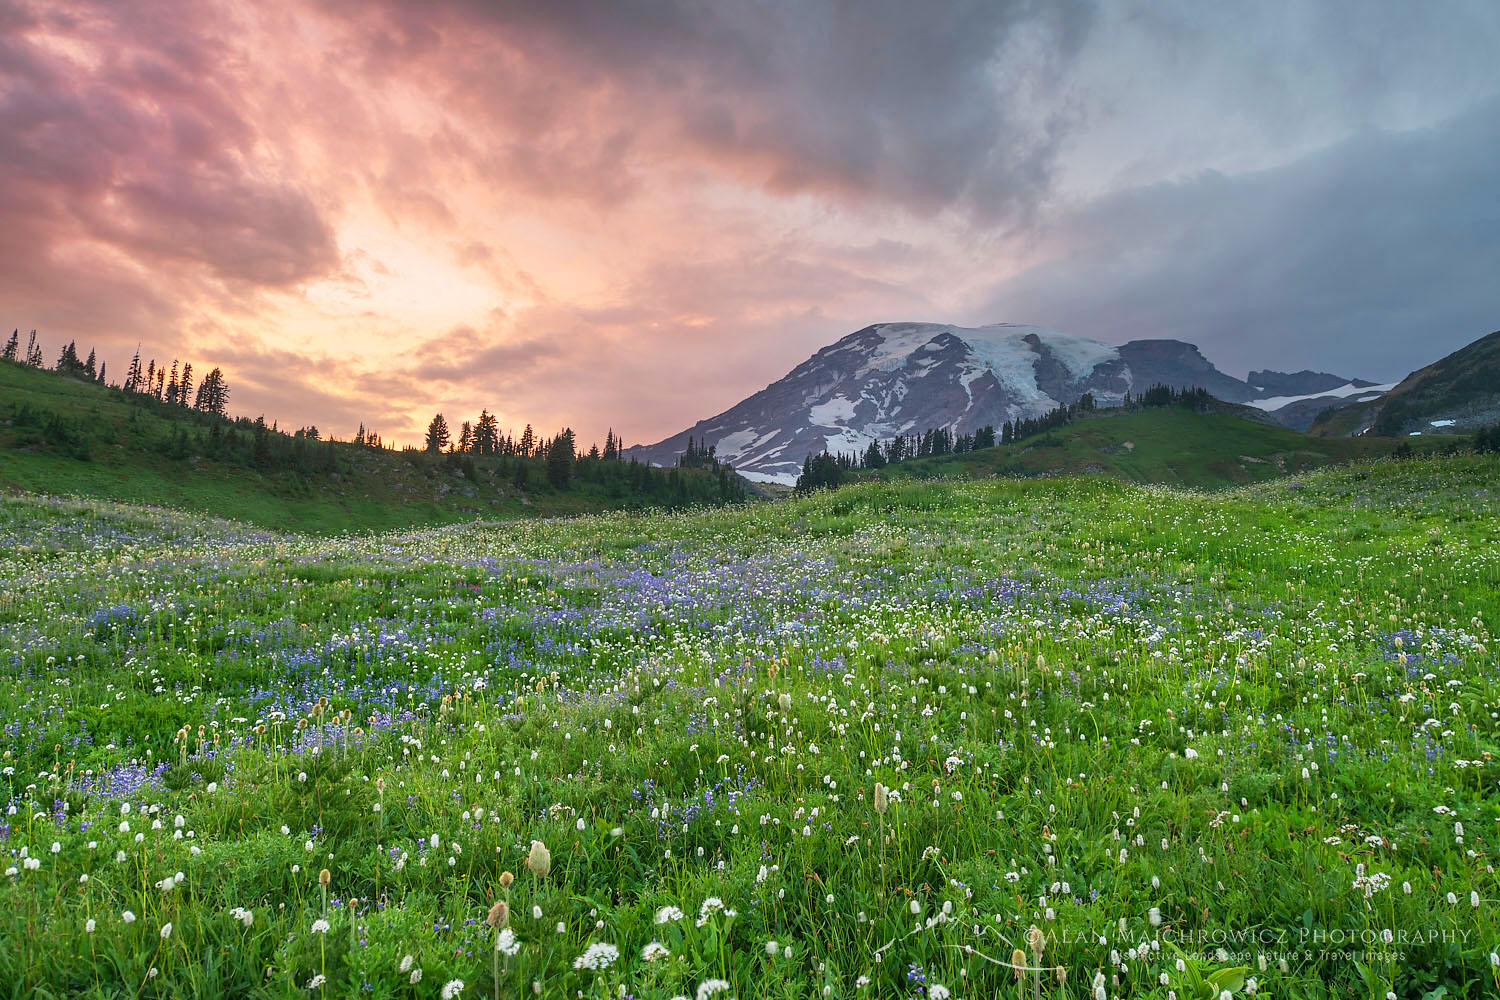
(808, 396), (857, 426)
(1246, 381), (1397, 411)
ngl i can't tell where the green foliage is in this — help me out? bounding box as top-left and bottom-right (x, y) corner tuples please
(857, 406), (1450, 490)
(0, 361), (741, 532)
(0, 457), (1498, 997)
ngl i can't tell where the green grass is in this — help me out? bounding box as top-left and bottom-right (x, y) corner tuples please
(858, 406), (1443, 489)
(1, 455), (1498, 998)
(0, 360), (739, 533)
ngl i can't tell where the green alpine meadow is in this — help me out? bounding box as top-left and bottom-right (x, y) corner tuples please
(2, 456), (1496, 999)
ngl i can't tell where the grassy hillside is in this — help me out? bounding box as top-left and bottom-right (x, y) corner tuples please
(1, 458), (1498, 997)
(855, 404), (1438, 489)
(1310, 328), (1500, 437)
(0, 360), (742, 533)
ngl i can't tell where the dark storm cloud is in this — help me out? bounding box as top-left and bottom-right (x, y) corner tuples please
(982, 99), (1500, 380)
(323, 0), (1098, 218)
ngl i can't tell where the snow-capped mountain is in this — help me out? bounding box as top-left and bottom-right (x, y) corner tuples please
(625, 322), (1372, 483)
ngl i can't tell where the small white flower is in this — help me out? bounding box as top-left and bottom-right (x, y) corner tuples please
(441, 979), (465, 1000)
(122, 910), (136, 924)
(311, 918), (331, 934)
(696, 979), (732, 1000)
(642, 940), (670, 962)
(160, 922), (173, 940)
(572, 942), (620, 971)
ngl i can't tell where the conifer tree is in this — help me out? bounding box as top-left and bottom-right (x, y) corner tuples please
(458, 420), (473, 454)
(425, 413), (451, 453)
(475, 410), (499, 455)
(1, 330), (17, 362)
(125, 348), (143, 393)
(179, 363), (193, 406)
(25, 330), (43, 367)
(546, 428), (575, 488)
(193, 367), (229, 417)
(55, 340), (81, 373)
(84, 348), (97, 379)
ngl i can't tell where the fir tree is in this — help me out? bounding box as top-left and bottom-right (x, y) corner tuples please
(55, 340), (81, 374)
(425, 413), (451, 453)
(1, 330), (17, 362)
(546, 427), (575, 488)
(125, 348), (143, 393)
(475, 410), (499, 455)
(193, 367), (230, 417)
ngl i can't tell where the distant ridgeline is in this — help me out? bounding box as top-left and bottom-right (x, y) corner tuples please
(1, 329), (746, 519)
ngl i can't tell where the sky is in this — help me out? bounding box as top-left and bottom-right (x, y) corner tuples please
(3, 0), (1498, 448)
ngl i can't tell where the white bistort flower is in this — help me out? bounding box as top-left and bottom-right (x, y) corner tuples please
(696, 979), (731, 1000)
(572, 942), (620, 971)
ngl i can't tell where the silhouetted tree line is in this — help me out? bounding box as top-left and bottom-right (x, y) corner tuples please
(418, 413), (745, 503)
(794, 451), (849, 493)
(1128, 385), (1215, 411)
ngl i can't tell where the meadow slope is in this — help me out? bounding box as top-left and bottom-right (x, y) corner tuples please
(1, 458), (1498, 999)
(0, 360), (741, 533)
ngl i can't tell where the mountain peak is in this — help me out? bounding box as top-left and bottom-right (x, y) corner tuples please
(624, 321), (1361, 483)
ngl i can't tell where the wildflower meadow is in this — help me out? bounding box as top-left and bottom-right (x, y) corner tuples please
(1, 457), (1497, 999)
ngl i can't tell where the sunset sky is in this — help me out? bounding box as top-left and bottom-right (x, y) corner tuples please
(4, 0), (1498, 448)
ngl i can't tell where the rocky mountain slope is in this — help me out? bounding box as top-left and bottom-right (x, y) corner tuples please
(1309, 328), (1500, 438)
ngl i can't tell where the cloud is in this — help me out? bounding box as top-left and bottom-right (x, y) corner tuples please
(979, 99), (1500, 380)
(318, 0), (1098, 218)
(2, 0), (1498, 450)
(0, 0), (338, 348)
